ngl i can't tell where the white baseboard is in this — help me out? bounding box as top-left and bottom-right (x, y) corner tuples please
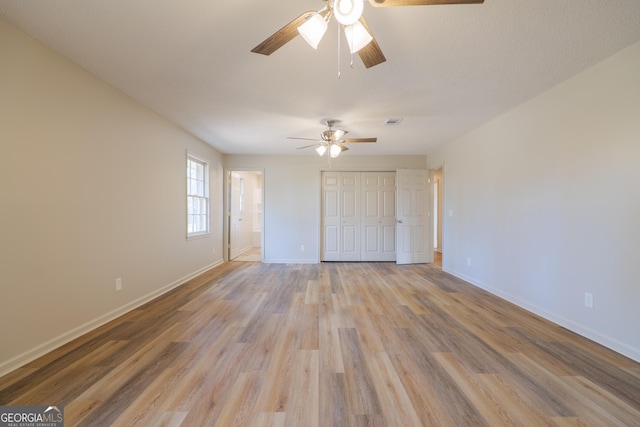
(238, 245), (253, 254)
(443, 267), (640, 363)
(0, 259), (224, 377)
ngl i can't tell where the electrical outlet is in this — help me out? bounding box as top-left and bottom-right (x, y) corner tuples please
(300, 245), (305, 252)
(467, 257), (471, 266)
(115, 277), (122, 291)
(584, 292), (593, 308)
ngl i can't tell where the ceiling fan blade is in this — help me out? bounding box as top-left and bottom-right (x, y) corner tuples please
(297, 144), (321, 149)
(251, 11), (315, 55)
(369, 0), (483, 6)
(343, 138), (378, 143)
(357, 17), (386, 68)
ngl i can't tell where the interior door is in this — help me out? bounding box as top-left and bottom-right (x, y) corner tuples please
(321, 171), (361, 261)
(322, 172), (341, 261)
(396, 169), (428, 264)
(228, 171), (242, 260)
(361, 172), (396, 261)
(339, 172), (360, 261)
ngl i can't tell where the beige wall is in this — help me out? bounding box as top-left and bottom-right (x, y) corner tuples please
(428, 40), (640, 361)
(224, 155), (428, 263)
(0, 19), (224, 374)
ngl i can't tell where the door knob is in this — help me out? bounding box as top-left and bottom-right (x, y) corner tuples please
(397, 219), (403, 223)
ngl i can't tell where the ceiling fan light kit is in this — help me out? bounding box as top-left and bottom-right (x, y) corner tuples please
(297, 12), (329, 49)
(345, 20), (373, 53)
(330, 143), (343, 158)
(334, 0), (365, 25)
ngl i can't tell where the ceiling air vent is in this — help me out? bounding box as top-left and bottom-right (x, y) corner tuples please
(385, 118), (403, 126)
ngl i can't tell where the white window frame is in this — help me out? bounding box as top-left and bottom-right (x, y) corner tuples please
(186, 153), (210, 239)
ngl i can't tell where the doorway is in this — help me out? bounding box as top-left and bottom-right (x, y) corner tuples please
(227, 170), (263, 262)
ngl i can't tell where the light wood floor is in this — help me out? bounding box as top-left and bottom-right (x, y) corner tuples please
(233, 247), (262, 262)
(1, 262), (640, 426)
(433, 251), (442, 267)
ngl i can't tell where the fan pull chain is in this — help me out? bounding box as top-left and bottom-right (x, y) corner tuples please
(337, 23), (341, 79)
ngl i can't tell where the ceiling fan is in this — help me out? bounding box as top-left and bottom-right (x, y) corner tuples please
(252, 0), (484, 69)
(289, 119), (377, 159)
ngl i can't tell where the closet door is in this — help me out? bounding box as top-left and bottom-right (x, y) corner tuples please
(361, 172), (397, 261)
(322, 171), (360, 261)
(322, 172), (341, 261)
(339, 172), (361, 261)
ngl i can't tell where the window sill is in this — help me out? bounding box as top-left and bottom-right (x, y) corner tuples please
(187, 232), (211, 241)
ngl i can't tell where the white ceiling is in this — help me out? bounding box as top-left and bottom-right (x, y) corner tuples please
(2, 0), (640, 156)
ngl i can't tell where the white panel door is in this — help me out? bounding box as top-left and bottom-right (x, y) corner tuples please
(339, 172), (360, 261)
(361, 172), (396, 261)
(229, 172), (243, 260)
(322, 172), (341, 261)
(396, 169), (428, 264)
(322, 171), (397, 262)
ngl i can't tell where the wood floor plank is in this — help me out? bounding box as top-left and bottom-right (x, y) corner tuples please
(435, 351), (524, 426)
(549, 417), (594, 427)
(285, 349), (319, 427)
(1, 261), (639, 426)
(386, 351), (458, 426)
(319, 299), (345, 374)
(305, 279), (320, 305)
(76, 341), (190, 427)
(151, 411), (189, 427)
(477, 373), (550, 425)
(249, 412), (286, 427)
(286, 293), (319, 351)
(505, 352), (627, 426)
(62, 399), (101, 426)
(351, 305), (387, 354)
(102, 343), (204, 426)
(561, 375), (640, 426)
(214, 372), (261, 427)
(252, 321), (297, 413)
(367, 352), (422, 427)
(3, 339), (127, 405)
(161, 324), (246, 413)
(338, 327), (383, 417)
(74, 325), (184, 403)
(320, 372), (350, 426)
(176, 342), (252, 426)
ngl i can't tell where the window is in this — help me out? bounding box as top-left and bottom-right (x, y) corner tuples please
(187, 154), (209, 237)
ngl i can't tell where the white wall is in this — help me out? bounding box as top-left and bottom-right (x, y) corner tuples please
(225, 155), (428, 263)
(428, 41), (640, 361)
(0, 19), (224, 374)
